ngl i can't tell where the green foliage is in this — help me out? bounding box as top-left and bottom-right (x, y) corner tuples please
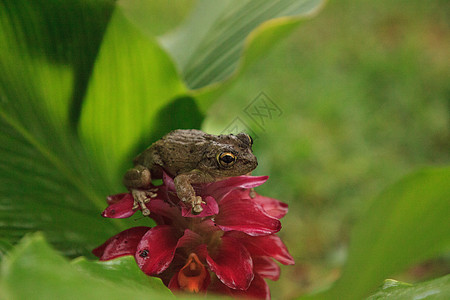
(160, 0), (323, 89)
(122, 0), (324, 111)
(0, 239), (13, 263)
(78, 7), (187, 187)
(0, 0), (126, 256)
(304, 167), (450, 299)
(0, 233), (171, 300)
(366, 276), (450, 300)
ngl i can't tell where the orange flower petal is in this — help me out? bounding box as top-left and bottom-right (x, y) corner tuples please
(178, 253), (208, 293)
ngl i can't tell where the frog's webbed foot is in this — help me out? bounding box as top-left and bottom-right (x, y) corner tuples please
(188, 196), (206, 215)
(131, 188), (157, 216)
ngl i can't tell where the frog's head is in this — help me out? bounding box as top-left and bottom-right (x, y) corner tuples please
(206, 132), (258, 177)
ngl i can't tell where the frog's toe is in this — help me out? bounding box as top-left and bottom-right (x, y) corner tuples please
(131, 189), (151, 216)
(192, 204), (203, 214)
(132, 202), (139, 210)
(190, 196), (204, 214)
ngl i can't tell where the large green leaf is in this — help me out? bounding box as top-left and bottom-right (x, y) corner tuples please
(0, 0), (128, 256)
(72, 256), (168, 292)
(0, 239), (12, 263)
(304, 167), (450, 299)
(160, 0), (323, 89)
(365, 276), (450, 300)
(0, 233), (171, 300)
(79, 6), (188, 187)
(0, 0), (114, 128)
(121, 0), (324, 111)
(194, 15), (321, 112)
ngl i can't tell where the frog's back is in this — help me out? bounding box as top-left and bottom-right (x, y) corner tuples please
(134, 129), (210, 178)
(162, 129), (210, 145)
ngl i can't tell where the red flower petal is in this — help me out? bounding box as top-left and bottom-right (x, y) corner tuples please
(148, 199), (185, 225)
(215, 191), (281, 236)
(229, 232), (295, 265)
(135, 225), (181, 275)
(232, 274), (270, 300)
(106, 193), (130, 205)
(200, 175), (269, 201)
(209, 273), (270, 300)
(102, 193), (135, 218)
(181, 196), (219, 218)
(176, 229), (203, 248)
(168, 272), (181, 291)
(92, 227), (150, 260)
(210, 175), (269, 190)
(253, 256), (280, 281)
(252, 194), (288, 219)
(135, 227), (202, 275)
(206, 235), (254, 290)
(207, 276), (233, 297)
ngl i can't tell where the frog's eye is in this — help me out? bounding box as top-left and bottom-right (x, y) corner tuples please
(217, 152), (236, 168)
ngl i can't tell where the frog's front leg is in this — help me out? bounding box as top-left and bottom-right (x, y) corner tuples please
(123, 165), (155, 216)
(174, 170), (214, 214)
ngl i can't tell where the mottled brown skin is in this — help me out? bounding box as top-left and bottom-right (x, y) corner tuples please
(123, 129), (258, 215)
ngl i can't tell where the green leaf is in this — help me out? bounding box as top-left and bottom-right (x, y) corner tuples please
(0, 0), (114, 129)
(0, 0), (130, 256)
(72, 255), (168, 293)
(79, 7), (187, 186)
(366, 276), (450, 300)
(0, 239), (13, 263)
(305, 167), (450, 299)
(194, 15), (320, 112)
(120, 0), (325, 111)
(0, 233), (171, 300)
(160, 0), (323, 88)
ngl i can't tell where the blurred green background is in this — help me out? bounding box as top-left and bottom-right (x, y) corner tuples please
(201, 0), (449, 297)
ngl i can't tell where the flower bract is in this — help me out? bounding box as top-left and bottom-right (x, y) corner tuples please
(94, 172), (294, 299)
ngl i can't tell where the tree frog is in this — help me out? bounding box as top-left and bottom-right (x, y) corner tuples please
(123, 129), (257, 215)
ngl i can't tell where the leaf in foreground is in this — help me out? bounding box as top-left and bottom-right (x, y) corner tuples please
(72, 255), (168, 292)
(0, 233), (171, 300)
(366, 276), (450, 300)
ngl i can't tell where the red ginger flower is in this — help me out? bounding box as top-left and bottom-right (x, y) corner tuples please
(93, 173), (293, 299)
